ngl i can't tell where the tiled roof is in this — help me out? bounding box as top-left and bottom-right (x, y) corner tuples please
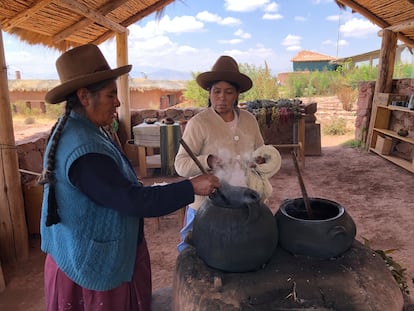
(291, 50), (337, 62)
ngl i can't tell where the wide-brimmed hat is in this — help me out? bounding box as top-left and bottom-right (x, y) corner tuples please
(196, 55), (252, 93)
(45, 44), (132, 104)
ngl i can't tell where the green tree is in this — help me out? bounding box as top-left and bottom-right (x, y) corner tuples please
(184, 62), (280, 105)
(239, 62), (279, 102)
(183, 72), (209, 107)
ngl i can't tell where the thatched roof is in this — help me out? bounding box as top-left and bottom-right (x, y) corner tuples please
(8, 78), (186, 92)
(0, 0), (175, 51)
(129, 79), (186, 92)
(8, 79), (58, 91)
(336, 0), (414, 47)
(0, 1), (412, 51)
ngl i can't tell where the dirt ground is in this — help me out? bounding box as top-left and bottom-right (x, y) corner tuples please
(1, 113), (414, 310)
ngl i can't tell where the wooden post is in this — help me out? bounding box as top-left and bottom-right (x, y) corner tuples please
(366, 29), (397, 148)
(116, 32), (131, 147)
(0, 30), (29, 265)
(0, 259), (5, 292)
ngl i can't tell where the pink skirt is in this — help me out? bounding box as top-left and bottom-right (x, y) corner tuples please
(44, 238), (152, 311)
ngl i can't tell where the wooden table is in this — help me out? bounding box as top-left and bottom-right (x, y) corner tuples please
(133, 122), (181, 178)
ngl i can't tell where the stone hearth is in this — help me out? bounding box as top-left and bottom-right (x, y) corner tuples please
(173, 240), (403, 310)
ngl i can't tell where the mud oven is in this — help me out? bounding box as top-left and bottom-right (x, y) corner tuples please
(172, 185), (404, 311)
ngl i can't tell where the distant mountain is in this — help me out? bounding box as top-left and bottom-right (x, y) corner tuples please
(130, 68), (192, 80)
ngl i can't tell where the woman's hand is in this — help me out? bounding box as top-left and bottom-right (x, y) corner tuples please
(207, 154), (225, 170)
(190, 174), (221, 196)
(250, 156), (266, 168)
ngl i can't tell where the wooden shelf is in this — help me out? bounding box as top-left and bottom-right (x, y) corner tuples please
(370, 148), (414, 173)
(382, 105), (414, 113)
(368, 97), (414, 173)
(373, 128), (414, 144)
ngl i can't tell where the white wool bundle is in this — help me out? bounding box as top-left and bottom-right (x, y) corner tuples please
(246, 145), (281, 201)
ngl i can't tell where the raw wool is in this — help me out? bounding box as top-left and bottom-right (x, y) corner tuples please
(246, 145), (281, 201)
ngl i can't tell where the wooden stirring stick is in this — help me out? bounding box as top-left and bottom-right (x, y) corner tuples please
(179, 139), (230, 205)
(291, 151), (314, 219)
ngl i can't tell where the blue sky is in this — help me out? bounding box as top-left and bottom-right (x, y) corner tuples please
(2, 0), (411, 80)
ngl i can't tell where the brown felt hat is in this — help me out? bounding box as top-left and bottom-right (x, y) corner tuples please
(196, 55), (252, 93)
(45, 44), (132, 104)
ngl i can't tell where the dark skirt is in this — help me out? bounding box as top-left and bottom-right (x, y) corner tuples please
(44, 238), (152, 311)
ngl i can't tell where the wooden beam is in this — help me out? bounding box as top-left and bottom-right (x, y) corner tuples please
(116, 32), (131, 146)
(336, 0), (388, 28)
(336, 0), (414, 47)
(0, 30), (29, 264)
(56, 0), (127, 34)
(366, 29), (398, 149)
(1, 0), (52, 31)
(122, 0), (175, 28)
(53, 0), (129, 43)
(94, 0), (175, 45)
(378, 18), (414, 35)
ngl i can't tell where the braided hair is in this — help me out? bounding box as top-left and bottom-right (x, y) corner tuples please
(39, 79), (115, 226)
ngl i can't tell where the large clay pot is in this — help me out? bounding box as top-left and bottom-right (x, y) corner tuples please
(192, 184), (278, 272)
(276, 197), (356, 259)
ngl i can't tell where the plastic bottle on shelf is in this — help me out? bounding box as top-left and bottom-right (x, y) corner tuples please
(408, 94), (414, 110)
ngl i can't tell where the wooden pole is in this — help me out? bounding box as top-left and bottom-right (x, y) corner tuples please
(116, 31), (131, 147)
(366, 29), (397, 148)
(0, 30), (29, 264)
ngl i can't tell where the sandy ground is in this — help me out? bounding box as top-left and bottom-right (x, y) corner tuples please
(1, 113), (413, 310)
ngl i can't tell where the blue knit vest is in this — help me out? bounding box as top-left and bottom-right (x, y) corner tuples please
(41, 112), (140, 291)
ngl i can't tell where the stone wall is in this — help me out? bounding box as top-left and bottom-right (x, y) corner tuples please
(356, 78), (414, 144)
(130, 102), (321, 156)
(16, 104), (321, 182)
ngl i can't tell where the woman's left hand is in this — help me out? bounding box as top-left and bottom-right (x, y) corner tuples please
(250, 156), (266, 168)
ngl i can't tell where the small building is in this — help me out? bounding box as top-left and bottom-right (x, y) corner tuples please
(291, 50), (337, 71)
(8, 74), (187, 110)
(129, 78), (186, 109)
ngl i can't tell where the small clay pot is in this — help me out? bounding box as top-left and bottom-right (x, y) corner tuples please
(397, 128), (409, 137)
(144, 117), (157, 124)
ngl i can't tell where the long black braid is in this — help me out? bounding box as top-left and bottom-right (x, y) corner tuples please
(38, 97), (75, 226)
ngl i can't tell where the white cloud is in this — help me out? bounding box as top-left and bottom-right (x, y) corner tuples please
(340, 18), (379, 38)
(326, 15), (340, 22)
(322, 39), (348, 47)
(295, 16), (307, 22)
(265, 2), (279, 12)
(234, 29), (251, 39)
(281, 34), (302, 46)
(263, 13), (283, 20)
(196, 11), (221, 23)
(164, 15), (205, 33)
(338, 39), (348, 46)
(129, 15), (204, 39)
(218, 39), (243, 45)
(286, 45), (301, 51)
(224, 0), (271, 12)
(219, 17), (241, 26)
(195, 11), (240, 26)
(176, 45), (198, 54)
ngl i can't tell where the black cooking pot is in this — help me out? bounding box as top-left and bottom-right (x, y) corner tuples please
(192, 184), (278, 272)
(276, 197), (356, 259)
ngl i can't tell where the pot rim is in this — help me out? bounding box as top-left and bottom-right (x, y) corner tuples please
(209, 186), (260, 207)
(279, 197), (345, 222)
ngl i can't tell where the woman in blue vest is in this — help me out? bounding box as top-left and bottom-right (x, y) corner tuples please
(39, 44), (220, 311)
